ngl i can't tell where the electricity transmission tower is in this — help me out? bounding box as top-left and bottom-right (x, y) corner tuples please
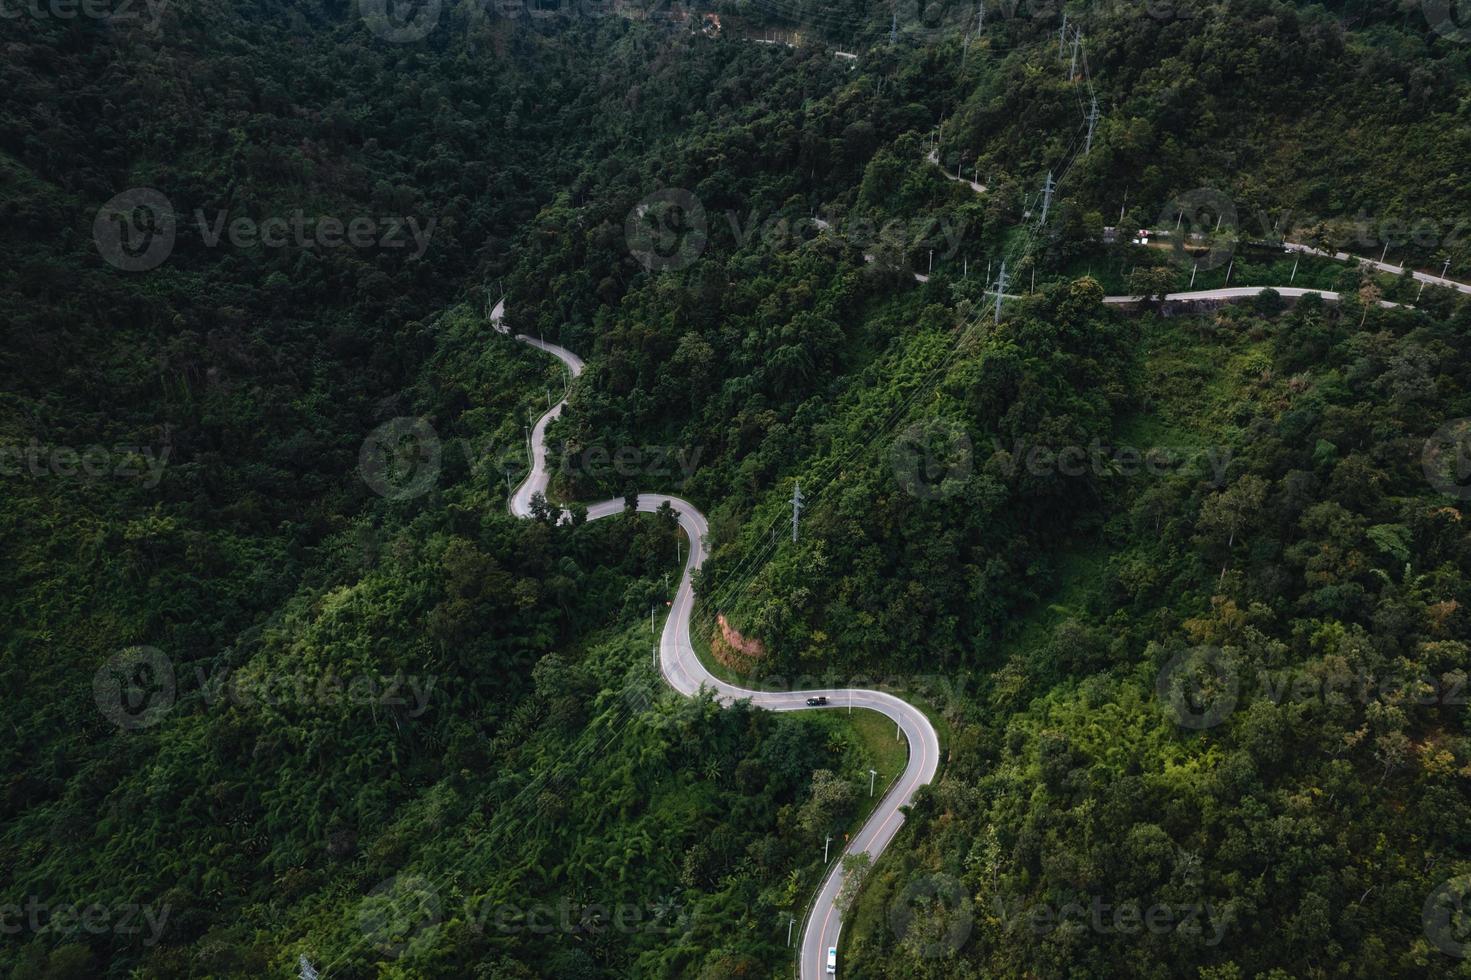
(1040, 170), (1055, 225)
(994, 260), (1008, 323)
(1086, 96), (1100, 155)
(791, 482), (804, 542)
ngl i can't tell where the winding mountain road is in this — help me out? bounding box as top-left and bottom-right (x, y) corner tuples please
(492, 299), (941, 980)
(922, 144), (1471, 299)
(1101, 285), (1403, 308)
(487, 199), (1449, 974)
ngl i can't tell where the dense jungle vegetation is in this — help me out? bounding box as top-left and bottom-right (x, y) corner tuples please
(4, 0), (1471, 977)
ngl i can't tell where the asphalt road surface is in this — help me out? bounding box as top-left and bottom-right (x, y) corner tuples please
(494, 299), (941, 980)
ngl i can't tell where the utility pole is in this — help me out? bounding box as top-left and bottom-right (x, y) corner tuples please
(1290, 256), (1299, 283)
(868, 768), (878, 796)
(1380, 241), (1390, 265)
(1442, 257), (1452, 280)
(1041, 170), (1055, 225)
(994, 259), (1008, 323)
(791, 482), (804, 542)
(1225, 258), (1234, 286)
(1189, 262), (1198, 288)
(1085, 96), (1099, 155)
(824, 834), (832, 863)
(928, 249), (933, 274)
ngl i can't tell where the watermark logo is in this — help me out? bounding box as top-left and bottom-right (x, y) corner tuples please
(1424, 0), (1471, 44)
(360, 0), (440, 41)
(622, 675), (659, 714)
(1423, 418), (1471, 499)
(359, 417), (442, 501)
(888, 872), (974, 957)
(1424, 875), (1471, 957)
(94, 189), (176, 272)
(93, 646), (176, 731)
(359, 874), (441, 958)
(890, 419), (973, 500)
(1154, 647), (1238, 730)
(1158, 188), (1237, 271)
(625, 188), (707, 272)
(893, 0), (977, 42)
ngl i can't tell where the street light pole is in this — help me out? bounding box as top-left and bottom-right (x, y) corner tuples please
(824, 835), (832, 863)
(868, 768), (878, 796)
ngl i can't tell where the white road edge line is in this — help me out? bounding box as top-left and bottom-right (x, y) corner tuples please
(494, 298), (941, 980)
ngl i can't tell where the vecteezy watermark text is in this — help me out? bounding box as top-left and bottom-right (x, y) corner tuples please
(1156, 647), (1467, 730)
(0, 440), (169, 488)
(194, 210), (435, 257)
(92, 645), (440, 731)
(623, 187), (970, 272)
(356, 875), (686, 963)
(469, 897), (688, 935)
(195, 667), (438, 717)
(0, 898), (169, 947)
(94, 189), (436, 271)
(992, 895), (1230, 945)
(989, 439), (1233, 485)
(555, 444), (703, 481)
(0, 0), (166, 28)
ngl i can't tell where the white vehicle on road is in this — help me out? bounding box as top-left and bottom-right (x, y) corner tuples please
(496, 297), (940, 980)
